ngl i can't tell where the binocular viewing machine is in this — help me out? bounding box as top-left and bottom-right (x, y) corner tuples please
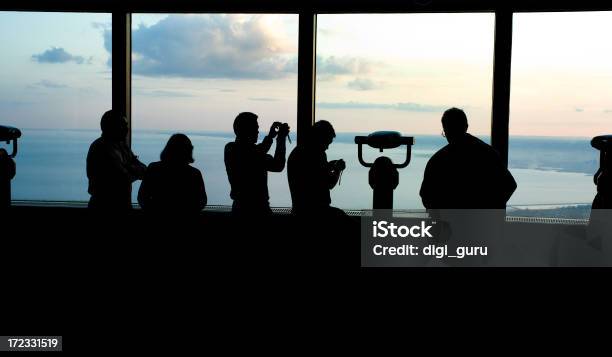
(355, 131), (414, 210)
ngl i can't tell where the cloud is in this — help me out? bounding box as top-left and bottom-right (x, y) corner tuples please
(316, 56), (373, 75)
(316, 101), (447, 112)
(124, 15), (296, 79)
(133, 89), (195, 98)
(32, 47), (89, 64)
(249, 97), (279, 102)
(575, 108), (584, 112)
(93, 22), (112, 67)
(347, 78), (382, 91)
(314, 56), (379, 81)
(34, 80), (67, 89)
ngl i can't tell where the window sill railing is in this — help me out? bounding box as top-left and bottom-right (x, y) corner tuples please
(10, 200), (591, 225)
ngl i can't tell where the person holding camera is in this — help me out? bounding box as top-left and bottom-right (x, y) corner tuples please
(224, 112), (289, 216)
(287, 120), (346, 216)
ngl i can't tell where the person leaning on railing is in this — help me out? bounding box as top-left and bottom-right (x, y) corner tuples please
(86, 109), (147, 212)
(137, 133), (207, 215)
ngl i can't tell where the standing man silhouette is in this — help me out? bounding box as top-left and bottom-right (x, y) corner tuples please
(224, 112), (289, 216)
(87, 109), (146, 212)
(420, 107), (516, 208)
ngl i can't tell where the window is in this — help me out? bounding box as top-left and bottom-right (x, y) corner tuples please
(508, 12), (610, 219)
(0, 12), (111, 201)
(315, 13), (495, 209)
(130, 13), (298, 206)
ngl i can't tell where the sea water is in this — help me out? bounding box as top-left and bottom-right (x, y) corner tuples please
(3, 129), (598, 212)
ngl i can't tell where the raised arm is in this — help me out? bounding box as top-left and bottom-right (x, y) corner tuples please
(265, 137), (286, 172)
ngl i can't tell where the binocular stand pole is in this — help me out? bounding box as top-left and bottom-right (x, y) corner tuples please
(369, 157), (399, 210)
(355, 131), (413, 211)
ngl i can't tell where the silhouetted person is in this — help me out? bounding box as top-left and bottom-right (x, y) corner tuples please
(224, 112), (289, 215)
(0, 148), (16, 209)
(86, 110), (146, 212)
(138, 134), (206, 215)
(589, 137), (612, 244)
(420, 108), (516, 208)
(592, 145), (612, 209)
(288, 120), (346, 216)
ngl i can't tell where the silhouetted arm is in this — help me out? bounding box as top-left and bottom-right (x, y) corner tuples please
(197, 170), (207, 210)
(224, 143), (241, 199)
(265, 137), (286, 172)
(420, 160), (435, 209)
(594, 168), (603, 185)
(137, 167), (152, 210)
(123, 144), (147, 181)
(88, 141), (135, 185)
(324, 164), (340, 189)
(257, 135), (274, 155)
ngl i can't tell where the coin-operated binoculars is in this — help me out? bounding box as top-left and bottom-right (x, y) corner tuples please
(591, 135), (612, 209)
(355, 131), (414, 209)
(0, 125), (21, 209)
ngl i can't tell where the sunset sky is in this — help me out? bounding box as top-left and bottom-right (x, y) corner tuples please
(0, 11), (610, 137)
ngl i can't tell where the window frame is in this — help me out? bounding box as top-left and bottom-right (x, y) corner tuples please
(2, 1), (612, 210)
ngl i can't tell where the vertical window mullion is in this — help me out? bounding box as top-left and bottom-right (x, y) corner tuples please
(111, 12), (132, 146)
(297, 11), (317, 145)
(491, 10), (513, 167)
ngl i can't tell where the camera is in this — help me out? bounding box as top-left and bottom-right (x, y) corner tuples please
(273, 122), (290, 135)
(272, 122), (291, 143)
(335, 159), (346, 171)
(331, 159), (346, 171)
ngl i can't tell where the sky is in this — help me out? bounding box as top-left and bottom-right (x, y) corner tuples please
(0, 11), (611, 137)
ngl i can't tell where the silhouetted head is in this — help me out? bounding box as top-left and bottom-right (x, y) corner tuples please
(160, 133), (194, 165)
(233, 112), (259, 144)
(441, 107), (468, 144)
(100, 109), (128, 142)
(310, 120), (336, 151)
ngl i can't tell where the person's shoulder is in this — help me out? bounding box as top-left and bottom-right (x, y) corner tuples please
(466, 133), (490, 149)
(144, 161), (164, 175)
(468, 134), (501, 157)
(224, 141), (237, 157)
(288, 145), (305, 161)
(186, 164), (203, 176)
(87, 137), (108, 157)
(147, 161), (163, 169)
(430, 144), (451, 161)
(89, 136), (105, 148)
